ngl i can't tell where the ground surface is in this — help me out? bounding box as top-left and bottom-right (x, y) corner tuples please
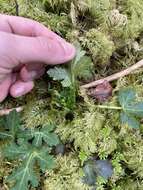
(0, 1), (143, 190)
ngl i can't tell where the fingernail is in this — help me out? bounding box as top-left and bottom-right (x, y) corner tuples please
(14, 86), (25, 97)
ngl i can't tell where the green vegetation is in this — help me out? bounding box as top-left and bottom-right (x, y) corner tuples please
(0, 111), (59, 190)
(0, 0), (143, 189)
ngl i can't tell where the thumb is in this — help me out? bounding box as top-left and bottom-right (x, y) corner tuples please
(0, 74), (12, 102)
(11, 34), (76, 65)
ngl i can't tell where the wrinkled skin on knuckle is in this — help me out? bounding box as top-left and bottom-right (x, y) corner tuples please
(36, 36), (52, 52)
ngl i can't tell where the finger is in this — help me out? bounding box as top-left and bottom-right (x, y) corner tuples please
(0, 14), (62, 38)
(20, 66), (45, 82)
(13, 62), (45, 73)
(24, 62), (44, 71)
(0, 15), (76, 63)
(10, 80), (34, 98)
(16, 35), (76, 64)
(0, 74), (12, 102)
(11, 73), (18, 84)
(2, 31), (75, 65)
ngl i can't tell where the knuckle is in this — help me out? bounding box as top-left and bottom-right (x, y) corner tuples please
(36, 36), (52, 52)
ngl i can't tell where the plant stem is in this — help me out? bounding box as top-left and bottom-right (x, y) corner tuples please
(14, 0), (19, 16)
(81, 59), (143, 88)
(95, 105), (122, 110)
(0, 107), (23, 116)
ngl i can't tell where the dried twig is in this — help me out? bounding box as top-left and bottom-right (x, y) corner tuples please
(1, 60), (143, 115)
(14, 0), (19, 16)
(0, 107), (23, 116)
(81, 59), (143, 89)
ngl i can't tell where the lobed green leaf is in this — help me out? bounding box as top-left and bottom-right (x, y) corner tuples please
(119, 89), (143, 129)
(5, 143), (55, 190)
(118, 88), (136, 107)
(47, 67), (72, 87)
(120, 112), (140, 129)
(125, 102), (143, 118)
(19, 124), (59, 147)
(0, 110), (20, 140)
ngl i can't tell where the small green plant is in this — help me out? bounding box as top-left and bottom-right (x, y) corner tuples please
(47, 46), (93, 87)
(96, 88), (143, 129)
(0, 110), (59, 190)
(47, 45), (93, 109)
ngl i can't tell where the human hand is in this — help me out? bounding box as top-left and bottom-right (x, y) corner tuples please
(0, 14), (76, 102)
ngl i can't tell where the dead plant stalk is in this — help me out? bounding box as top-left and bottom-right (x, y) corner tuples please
(81, 59), (143, 89)
(1, 59), (143, 115)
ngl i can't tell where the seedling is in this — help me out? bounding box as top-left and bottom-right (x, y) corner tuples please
(47, 46), (93, 105)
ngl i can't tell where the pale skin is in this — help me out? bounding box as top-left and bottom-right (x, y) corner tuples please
(0, 14), (76, 102)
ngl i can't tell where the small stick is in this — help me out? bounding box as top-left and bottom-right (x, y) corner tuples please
(14, 0), (19, 16)
(81, 59), (143, 89)
(0, 107), (23, 116)
(1, 60), (143, 114)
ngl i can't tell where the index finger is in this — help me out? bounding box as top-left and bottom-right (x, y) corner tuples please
(0, 14), (61, 39)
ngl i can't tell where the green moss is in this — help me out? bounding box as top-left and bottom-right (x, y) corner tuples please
(43, 0), (70, 14)
(0, 0), (143, 189)
(0, 0), (16, 15)
(44, 153), (91, 190)
(80, 29), (115, 65)
(57, 110), (105, 155)
(118, 0), (143, 38)
(115, 178), (143, 190)
(0, 156), (21, 189)
(122, 134), (143, 178)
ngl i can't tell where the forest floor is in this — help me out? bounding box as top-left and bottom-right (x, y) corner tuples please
(0, 1), (143, 190)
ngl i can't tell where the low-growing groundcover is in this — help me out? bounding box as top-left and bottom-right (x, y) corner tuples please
(0, 0), (143, 189)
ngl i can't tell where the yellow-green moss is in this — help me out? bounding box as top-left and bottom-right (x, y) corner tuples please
(80, 29), (115, 65)
(0, 0), (143, 189)
(44, 153), (91, 190)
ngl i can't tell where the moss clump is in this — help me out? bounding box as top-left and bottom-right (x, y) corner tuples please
(122, 134), (143, 178)
(80, 29), (115, 65)
(44, 153), (91, 190)
(118, 0), (143, 39)
(57, 111), (105, 155)
(57, 105), (118, 159)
